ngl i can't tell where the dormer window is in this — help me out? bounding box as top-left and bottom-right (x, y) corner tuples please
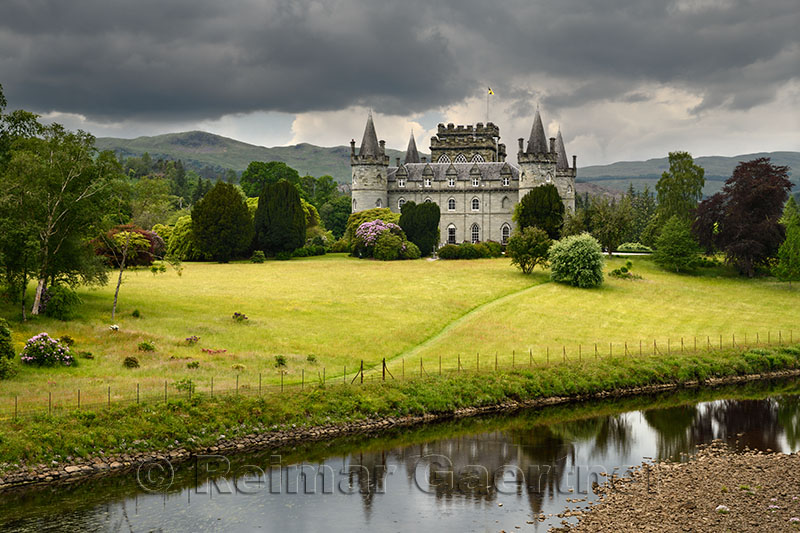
(454, 153), (468, 163)
(472, 177), (479, 187)
(398, 178), (405, 188)
(502, 176), (509, 186)
(448, 177), (455, 187)
(424, 178), (432, 187)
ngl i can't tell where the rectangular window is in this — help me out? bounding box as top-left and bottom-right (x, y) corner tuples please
(502, 177), (509, 186)
(424, 178), (431, 187)
(448, 227), (456, 244)
(472, 178), (479, 187)
(398, 178), (405, 188)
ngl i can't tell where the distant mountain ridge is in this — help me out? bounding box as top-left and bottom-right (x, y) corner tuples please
(96, 131), (797, 195)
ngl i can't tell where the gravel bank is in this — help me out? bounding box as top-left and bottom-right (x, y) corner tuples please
(554, 441), (800, 532)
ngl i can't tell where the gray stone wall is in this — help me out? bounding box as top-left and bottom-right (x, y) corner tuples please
(387, 186), (515, 246)
(351, 164), (388, 212)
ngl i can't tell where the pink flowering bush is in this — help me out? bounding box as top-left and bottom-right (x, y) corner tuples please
(20, 333), (74, 366)
(352, 220), (410, 259)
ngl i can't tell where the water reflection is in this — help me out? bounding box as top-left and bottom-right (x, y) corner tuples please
(3, 381), (800, 532)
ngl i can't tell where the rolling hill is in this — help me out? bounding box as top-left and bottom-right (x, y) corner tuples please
(97, 131), (797, 196)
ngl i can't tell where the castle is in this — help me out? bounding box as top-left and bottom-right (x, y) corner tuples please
(350, 110), (577, 248)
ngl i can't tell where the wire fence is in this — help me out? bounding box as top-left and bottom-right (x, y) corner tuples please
(1, 330), (795, 421)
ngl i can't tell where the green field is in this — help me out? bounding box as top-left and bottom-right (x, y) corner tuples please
(0, 254), (797, 412)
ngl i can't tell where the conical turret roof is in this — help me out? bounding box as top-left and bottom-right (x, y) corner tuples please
(526, 109), (548, 154)
(404, 132), (420, 164)
(359, 112), (380, 157)
(555, 129), (569, 170)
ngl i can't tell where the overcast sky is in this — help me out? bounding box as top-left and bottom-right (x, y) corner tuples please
(1, 0), (797, 166)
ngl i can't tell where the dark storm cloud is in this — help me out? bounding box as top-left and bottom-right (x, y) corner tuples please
(0, 0), (797, 121)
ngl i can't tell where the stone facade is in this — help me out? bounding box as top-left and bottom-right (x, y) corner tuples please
(351, 110), (577, 247)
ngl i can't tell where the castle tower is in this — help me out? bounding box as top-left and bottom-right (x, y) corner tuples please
(404, 132), (420, 164)
(350, 113), (389, 212)
(516, 108), (557, 201)
(554, 129), (577, 212)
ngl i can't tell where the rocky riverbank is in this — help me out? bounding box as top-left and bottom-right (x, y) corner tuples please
(3, 367), (800, 494)
(553, 441), (800, 532)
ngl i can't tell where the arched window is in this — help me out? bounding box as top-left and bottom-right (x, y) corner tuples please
(471, 154), (485, 162)
(471, 198), (480, 211)
(501, 196), (510, 209)
(352, 199), (357, 211)
(375, 198), (382, 208)
(437, 154), (451, 163)
(471, 223), (480, 243)
(398, 198), (405, 209)
(454, 153), (468, 163)
(424, 197), (433, 203)
(447, 224), (457, 244)
(501, 224), (511, 245)
(567, 185), (573, 193)
(448, 198), (456, 211)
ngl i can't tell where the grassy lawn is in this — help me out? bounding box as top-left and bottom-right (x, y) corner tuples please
(0, 253), (797, 413)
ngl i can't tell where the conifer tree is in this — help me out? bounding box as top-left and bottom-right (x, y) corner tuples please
(191, 182), (253, 262)
(513, 184), (564, 239)
(253, 180), (305, 255)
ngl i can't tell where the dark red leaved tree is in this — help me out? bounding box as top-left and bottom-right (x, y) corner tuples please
(693, 158), (792, 276)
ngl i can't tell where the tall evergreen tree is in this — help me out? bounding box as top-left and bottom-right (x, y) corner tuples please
(253, 180), (305, 255)
(513, 184), (564, 239)
(654, 216), (700, 273)
(400, 201), (440, 256)
(774, 222), (800, 286)
(192, 182), (253, 262)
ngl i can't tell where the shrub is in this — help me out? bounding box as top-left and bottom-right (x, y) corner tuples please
(185, 335), (199, 346)
(0, 319), (16, 379)
(311, 244), (326, 256)
(306, 354), (317, 364)
(617, 242), (654, 253)
(41, 285), (81, 320)
(374, 232), (403, 261)
(78, 351), (94, 359)
(274, 355), (287, 367)
(457, 242), (482, 259)
(93, 224), (166, 267)
(187, 361), (200, 369)
(507, 227), (552, 274)
(610, 261), (643, 280)
(0, 319), (13, 362)
(437, 244), (461, 259)
(330, 238), (349, 253)
(123, 356), (140, 368)
(131, 309), (141, 318)
(20, 333), (74, 366)
(174, 378), (194, 393)
(484, 241), (503, 258)
(400, 241), (421, 260)
(292, 246), (309, 258)
(137, 341), (155, 352)
(351, 219), (405, 258)
(473, 242), (491, 258)
(251, 250), (266, 263)
(58, 335), (76, 346)
(232, 312), (248, 322)
(549, 233), (605, 288)
(344, 208), (400, 243)
(275, 251), (292, 261)
(167, 216), (208, 261)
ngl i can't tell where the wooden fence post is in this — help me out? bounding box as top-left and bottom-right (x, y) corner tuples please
(546, 347), (549, 365)
(79, 389), (82, 410)
(164, 380), (167, 403)
(49, 391), (52, 415)
(477, 353), (480, 372)
(529, 348), (532, 367)
(563, 346), (566, 363)
(360, 360), (364, 384)
(211, 377), (214, 397)
(280, 371), (283, 393)
(495, 352), (498, 371)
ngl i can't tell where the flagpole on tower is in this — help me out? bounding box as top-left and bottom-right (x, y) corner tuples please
(486, 87), (494, 124)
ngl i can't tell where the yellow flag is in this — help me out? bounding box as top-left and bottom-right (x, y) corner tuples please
(488, 87), (494, 95)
